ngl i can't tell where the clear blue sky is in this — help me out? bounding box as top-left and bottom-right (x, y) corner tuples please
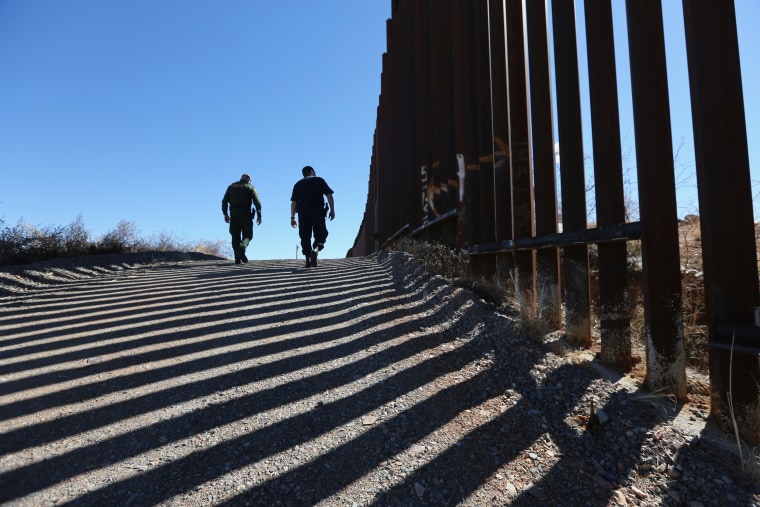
(574, 0), (760, 222)
(0, 0), (391, 261)
(0, 1), (757, 261)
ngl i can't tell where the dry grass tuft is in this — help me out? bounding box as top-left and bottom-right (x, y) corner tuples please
(630, 387), (678, 411)
(391, 238), (463, 280)
(500, 291), (556, 344)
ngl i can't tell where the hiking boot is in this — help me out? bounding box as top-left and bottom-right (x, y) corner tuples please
(305, 255), (312, 268)
(240, 252), (248, 263)
(235, 258), (241, 265)
(310, 250), (318, 268)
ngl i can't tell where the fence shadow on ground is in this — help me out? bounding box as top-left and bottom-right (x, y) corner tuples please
(0, 254), (755, 506)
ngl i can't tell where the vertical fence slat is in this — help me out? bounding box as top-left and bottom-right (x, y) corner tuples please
(460, 1), (484, 270)
(551, 0), (592, 345)
(350, 0), (759, 445)
(626, 0), (686, 396)
(393, 1), (416, 242)
(683, 0), (760, 441)
(505, 0), (536, 303)
(450, 0), (467, 253)
(489, 0), (515, 294)
(377, 51), (391, 245)
(438, 1), (459, 239)
(472, 0), (497, 284)
(583, 0), (631, 369)
(526, 0), (561, 327)
(427, 0), (444, 232)
(414, 0), (432, 233)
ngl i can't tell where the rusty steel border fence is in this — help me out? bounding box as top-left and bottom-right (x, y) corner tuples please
(350, 0), (759, 444)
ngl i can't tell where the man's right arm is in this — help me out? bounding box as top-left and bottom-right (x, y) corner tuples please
(290, 201), (298, 228)
(222, 189), (230, 222)
(326, 193), (335, 221)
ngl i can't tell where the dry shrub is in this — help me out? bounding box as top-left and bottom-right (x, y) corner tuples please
(391, 238), (463, 280)
(191, 239), (227, 257)
(0, 216), (223, 266)
(501, 291), (555, 344)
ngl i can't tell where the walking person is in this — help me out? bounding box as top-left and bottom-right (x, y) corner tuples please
(222, 173), (262, 264)
(290, 165), (335, 267)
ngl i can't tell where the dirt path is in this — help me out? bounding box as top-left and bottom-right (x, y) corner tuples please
(0, 252), (758, 506)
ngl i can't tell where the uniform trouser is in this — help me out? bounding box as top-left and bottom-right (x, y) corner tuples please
(229, 208), (253, 258)
(298, 208), (328, 255)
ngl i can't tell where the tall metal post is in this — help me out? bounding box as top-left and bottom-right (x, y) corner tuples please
(472, 0), (497, 285)
(376, 52), (391, 245)
(489, 0), (515, 296)
(683, 0), (760, 443)
(437, 0), (459, 236)
(626, 0), (686, 396)
(584, 0), (631, 370)
(391, 1), (416, 245)
(427, 0), (444, 233)
(414, 0), (432, 233)
(551, 0), (591, 345)
(526, 0), (561, 328)
(505, 0), (536, 305)
(451, 0), (479, 258)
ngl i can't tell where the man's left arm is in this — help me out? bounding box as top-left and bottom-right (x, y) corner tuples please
(251, 187), (262, 225)
(326, 193), (335, 221)
(222, 190), (231, 223)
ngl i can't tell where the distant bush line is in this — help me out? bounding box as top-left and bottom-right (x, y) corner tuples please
(0, 215), (225, 267)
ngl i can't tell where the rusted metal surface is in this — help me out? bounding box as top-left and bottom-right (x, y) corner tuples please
(584, 0), (632, 370)
(413, 0), (431, 234)
(429, 0), (458, 246)
(625, 0), (686, 396)
(459, 0), (484, 274)
(488, 0), (515, 296)
(526, 0), (561, 327)
(551, 0), (591, 346)
(471, 0), (497, 285)
(352, 0), (759, 444)
(392, 1), (417, 247)
(683, 0), (760, 443)
(469, 221), (642, 254)
(450, 0), (470, 253)
(505, 0), (536, 304)
(376, 51), (392, 246)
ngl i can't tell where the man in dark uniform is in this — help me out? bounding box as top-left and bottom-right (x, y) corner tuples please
(290, 165), (335, 268)
(222, 173), (262, 264)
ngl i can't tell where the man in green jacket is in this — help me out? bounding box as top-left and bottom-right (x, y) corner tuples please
(222, 173), (262, 264)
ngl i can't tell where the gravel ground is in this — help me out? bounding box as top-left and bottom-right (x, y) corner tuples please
(0, 251), (758, 506)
